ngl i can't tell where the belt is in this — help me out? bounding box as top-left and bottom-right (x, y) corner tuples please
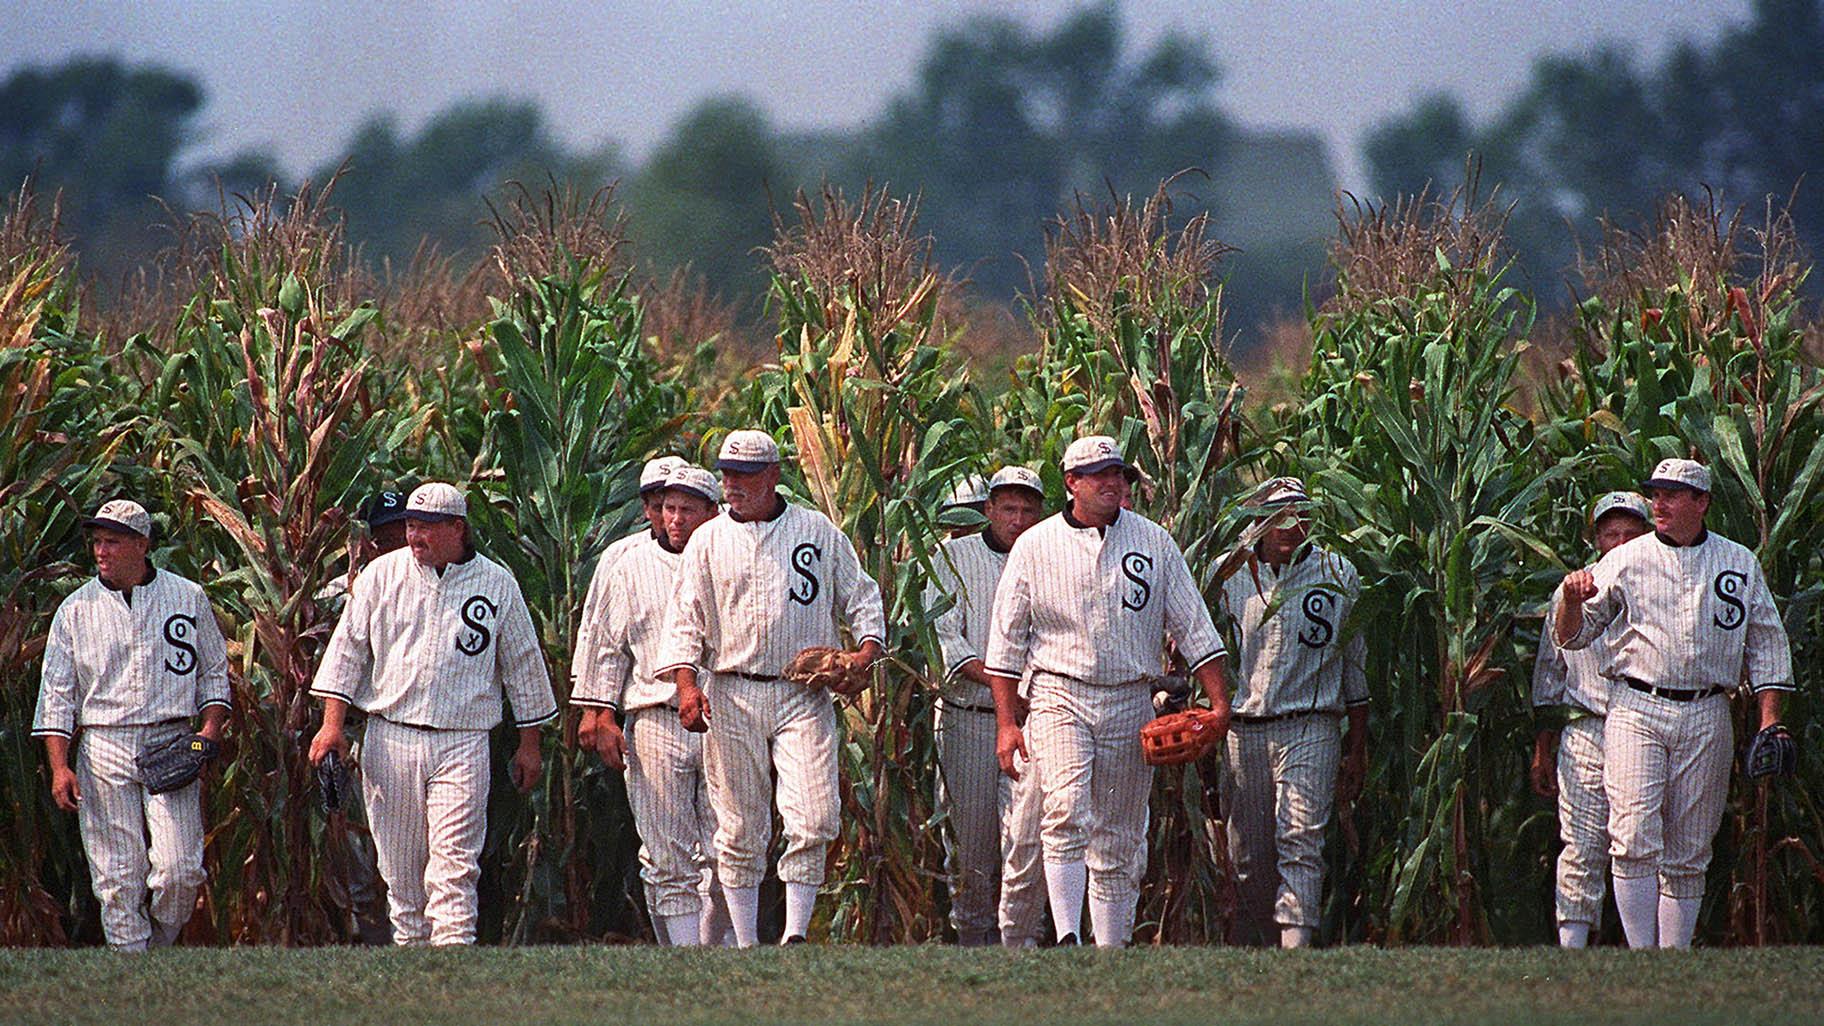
(940, 697), (998, 715)
(1625, 680), (1727, 702)
(376, 715), (442, 732)
(721, 670), (782, 683)
(1234, 710), (1324, 725)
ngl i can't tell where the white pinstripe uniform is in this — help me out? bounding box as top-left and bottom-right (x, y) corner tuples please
(571, 456), (687, 704)
(1217, 544), (1365, 946)
(985, 504), (1224, 946)
(1564, 475), (1791, 948)
(572, 525), (723, 946)
(34, 563), (230, 951)
(655, 485), (885, 943)
(311, 545), (557, 946)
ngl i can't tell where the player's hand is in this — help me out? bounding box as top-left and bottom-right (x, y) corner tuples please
(308, 725), (350, 767)
(678, 683), (710, 733)
(509, 739), (542, 793)
(1337, 746), (1367, 804)
(1529, 748), (1558, 798)
(831, 650), (873, 697)
(996, 722), (1029, 780)
(1562, 570), (1597, 605)
(49, 765), (81, 811)
(592, 719), (627, 772)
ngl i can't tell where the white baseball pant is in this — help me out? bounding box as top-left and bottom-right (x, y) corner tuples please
(1554, 716), (1610, 927)
(997, 749), (1046, 946)
(74, 722), (206, 951)
(362, 717), (490, 946)
(1604, 686), (1732, 899)
(701, 677), (839, 889)
(936, 701), (1001, 943)
(624, 706), (720, 922)
(1026, 675), (1153, 932)
(1220, 713), (1340, 944)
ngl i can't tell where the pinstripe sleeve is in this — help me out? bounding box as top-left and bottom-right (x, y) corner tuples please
(1531, 589), (1570, 708)
(589, 567), (636, 711)
(1160, 545), (1224, 669)
(193, 590), (232, 712)
(983, 546), (1032, 678)
(311, 573), (373, 703)
(1563, 559), (1624, 652)
(1742, 565), (1794, 692)
(926, 545), (977, 676)
(655, 537), (712, 677)
(1342, 630), (1368, 706)
(830, 526), (886, 647)
(571, 553), (614, 700)
(496, 580), (557, 726)
(31, 603), (77, 738)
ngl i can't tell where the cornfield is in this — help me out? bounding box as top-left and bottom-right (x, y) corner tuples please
(0, 172), (1818, 948)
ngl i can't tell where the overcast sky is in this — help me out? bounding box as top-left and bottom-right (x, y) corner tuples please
(4, 0), (1753, 189)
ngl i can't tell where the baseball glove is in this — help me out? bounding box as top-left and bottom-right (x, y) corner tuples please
(136, 733), (220, 795)
(1140, 708), (1226, 767)
(318, 749), (347, 813)
(1744, 724), (1798, 780)
(783, 646), (862, 692)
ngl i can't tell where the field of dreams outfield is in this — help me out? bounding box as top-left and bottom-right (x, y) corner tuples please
(3, 947), (1822, 1025)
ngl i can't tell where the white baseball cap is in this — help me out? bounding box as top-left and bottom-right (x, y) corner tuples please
(1590, 491), (1652, 525)
(1061, 435), (1126, 475)
(1642, 458), (1711, 494)
(941, 474), (989, 510)
(717, 430), (781, 473)
(639, 455), (689, 494)
(664, 466), (723, 504)
(1252, 476), (1310, 508)
(988, 465), (1044, 497)
(404, 482), (468, 521)
(83, 499), (152, 538)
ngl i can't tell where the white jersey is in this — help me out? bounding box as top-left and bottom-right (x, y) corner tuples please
(655, 501), (886, 678)
(310, 548), (557, 729)
(1566, 530), (1792, 693)
(1533, 579), (1615, 717)
(572, 533), (684, 712)
(33, 569), (231, 738)
(985, 508), (1223, 686)
(925, 531), (1012, 706)
(1217, 545), (1366, 717)
(571, 528), (657, 699)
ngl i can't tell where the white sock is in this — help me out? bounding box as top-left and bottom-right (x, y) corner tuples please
(1002, 934), (1039, 949)
(1657, 895), (1701, 949)
(1044, 862), (1087, 941)
(1280, 925), (1313, 949)
(783, 881), (819, 941)
(1557, 922), (1590, 948)
(722, 884), (761, 948)
(664, 912), (703, 948)
(1088, 896), (1133, 948)
(1612, 875), (1658, 949)
(701, 886), (734, 947)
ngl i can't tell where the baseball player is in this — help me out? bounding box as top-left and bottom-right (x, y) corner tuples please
(655, 429), (886, 946)
(1530, 491), (1652, 948)
(1216, 477), (1367, 949)
(33, 499), (230, 951)
(573, 466), (730, 947)
(573, 456), (688, 700)
(985, 435), (1230, 947)
(925, 465), (1046, 946)
(307, 482), (557, 946)
(1556, 459), (1793, 948)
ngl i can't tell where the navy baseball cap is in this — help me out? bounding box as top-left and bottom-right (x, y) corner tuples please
(362, 490), (407, 528)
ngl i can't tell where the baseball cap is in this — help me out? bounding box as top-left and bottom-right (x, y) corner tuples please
(988, 465), (1044, 497)
(665, 466), (723, 504)
(639, 455), (689, 494)
(404, 482), (467, 521)
(1250, 477), (1310, 509)
(1642, 458), (1711, 494)
(83, 499), (152, 538)
(1061, 435), (1126, 475)
(941, 474), (989, 510)
(362, 490), (407, 528)
(1590, 491), (1652, 526)
(716, 430), (781, 473)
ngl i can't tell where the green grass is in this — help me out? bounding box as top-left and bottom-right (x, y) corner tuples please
(2, 946), (1821, 1025)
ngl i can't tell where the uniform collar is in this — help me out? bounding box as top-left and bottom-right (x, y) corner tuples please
(1654, 527), (1709, 548)
(730, 493), (789, 524)
(982, 525), (1014, 554)
(1062, 503), (1119, 534)
(100, 564), (157, 606)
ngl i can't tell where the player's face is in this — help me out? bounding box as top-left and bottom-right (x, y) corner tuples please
(371, 520), (408, 554)
(660, 490), (719, 548)
(1258, 514), (1309, 563)
(1648, 486), (1709, 540)
(89, 527), (150, 587)
(406, 517), (469, 568)
(984, 488), (1044, 547)
(721, 464), (781, 520)
(641, 491), (665, 526)
(1065, 466), (1126, 522)
(1592, 512), (1651, 556)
